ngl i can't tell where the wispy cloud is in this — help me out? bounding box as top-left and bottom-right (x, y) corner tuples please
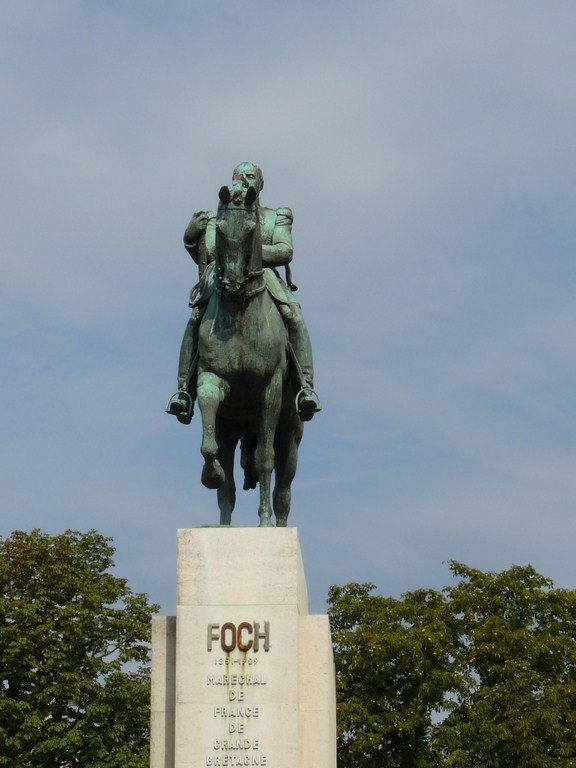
(2, 1), (576, 614)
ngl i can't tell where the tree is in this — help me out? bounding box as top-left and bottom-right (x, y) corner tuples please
(328, 582), (460, 768)
(436, 562), (576, 768)
(0, 529), (159, 768)
(328, 563), (576, 768)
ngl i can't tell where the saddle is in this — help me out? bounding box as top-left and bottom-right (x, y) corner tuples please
(189, 264), (294, 320)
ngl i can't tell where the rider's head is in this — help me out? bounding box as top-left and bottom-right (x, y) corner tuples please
(232, 163), (264, 196)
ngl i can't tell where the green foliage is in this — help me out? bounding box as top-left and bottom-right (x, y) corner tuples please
(328, 582), (460, 768)
(0, 529), (159, 768)
(328, 562), (576, 768)
(437, 562), (576, 768)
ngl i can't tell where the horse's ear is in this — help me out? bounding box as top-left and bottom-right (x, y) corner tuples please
(245, 186), (257, 207)
(219, 186), (231, 204)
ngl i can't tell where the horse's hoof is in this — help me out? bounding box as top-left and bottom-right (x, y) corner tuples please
(201, 461), (225, 489)
(275, 517), (288, 527)
(259, 516), (274, 528)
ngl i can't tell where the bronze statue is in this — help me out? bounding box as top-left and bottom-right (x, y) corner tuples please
(166, 163), (320, 425)
(166, 164), (320, 526)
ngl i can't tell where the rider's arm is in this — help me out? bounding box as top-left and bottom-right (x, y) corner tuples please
(184, 211), (216, 267)
(183, 212), (202, 264)
(262, 207), (293, 267)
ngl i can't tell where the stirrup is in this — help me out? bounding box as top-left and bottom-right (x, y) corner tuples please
(165, 390), (193, 424)
(295, 387), (322, 422)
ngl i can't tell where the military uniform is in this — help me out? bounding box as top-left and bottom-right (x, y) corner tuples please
(168, 204), (317, 422)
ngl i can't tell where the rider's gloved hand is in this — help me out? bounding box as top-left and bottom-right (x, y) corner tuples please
(187, 211), (209, 242)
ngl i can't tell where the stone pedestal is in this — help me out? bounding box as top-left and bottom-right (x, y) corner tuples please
(150, 528), (336, 768)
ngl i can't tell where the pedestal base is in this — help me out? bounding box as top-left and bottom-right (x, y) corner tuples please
(151, 528), (336, 768)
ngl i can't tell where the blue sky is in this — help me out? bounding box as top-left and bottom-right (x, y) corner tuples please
(2, 1), (576, 615)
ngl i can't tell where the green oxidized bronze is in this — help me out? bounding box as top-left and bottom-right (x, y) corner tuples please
(166, 163), (321, 527)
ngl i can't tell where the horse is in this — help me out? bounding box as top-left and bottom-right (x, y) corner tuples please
(196, 183), (303, 527)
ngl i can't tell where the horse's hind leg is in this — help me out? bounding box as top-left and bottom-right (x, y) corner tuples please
(240, 434), (258, 490)
(197, 373), (225, 489)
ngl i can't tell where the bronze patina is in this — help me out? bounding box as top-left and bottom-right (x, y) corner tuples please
(166, 164), (320, 526)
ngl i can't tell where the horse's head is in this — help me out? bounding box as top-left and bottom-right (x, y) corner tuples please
(215, 183), (262, 297)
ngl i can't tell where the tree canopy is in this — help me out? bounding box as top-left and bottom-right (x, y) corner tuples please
(328, 562), (576, 768)
(0, 529), (159, 768)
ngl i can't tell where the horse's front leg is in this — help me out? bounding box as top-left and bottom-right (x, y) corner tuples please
(255, 377), (282, 527)
(216, 424), (238, 526)
(273, 408), (303, 527)
(197, 372), (226, 489)
(256, 468), (274, 527)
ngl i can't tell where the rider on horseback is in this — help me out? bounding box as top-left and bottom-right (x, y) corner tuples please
(166, 162), (321, 425)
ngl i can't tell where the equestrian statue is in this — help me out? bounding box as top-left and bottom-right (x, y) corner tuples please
(165, 163), (321, 527)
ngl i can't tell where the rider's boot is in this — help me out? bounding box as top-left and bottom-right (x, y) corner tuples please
(165, 314), (200, 425)
(288, 319), (322, 421)
(295, 382), (322, 422)
(165, 390), (194, 424)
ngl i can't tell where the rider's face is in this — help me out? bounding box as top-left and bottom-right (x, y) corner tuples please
(232, 164), (260, 192)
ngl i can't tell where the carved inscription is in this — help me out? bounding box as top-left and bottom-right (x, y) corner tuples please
(207, 622), (270, 652)
(205, 622), (270, 766)
(206, 758), (266, 766)
(207, 674), (266, 685)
